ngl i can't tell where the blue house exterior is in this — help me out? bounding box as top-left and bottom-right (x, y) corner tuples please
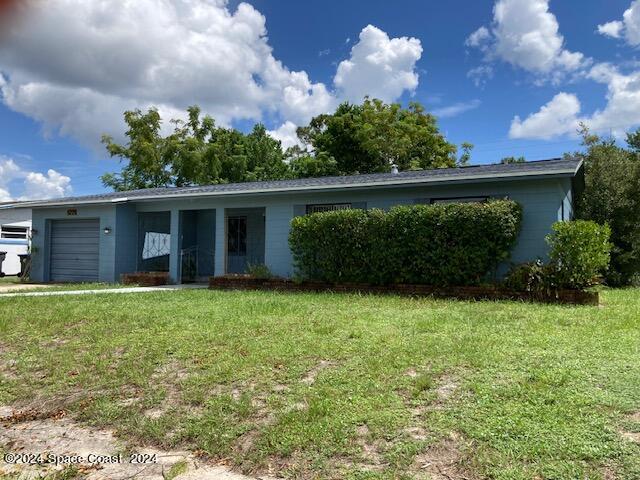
(17, 158), (583, 284)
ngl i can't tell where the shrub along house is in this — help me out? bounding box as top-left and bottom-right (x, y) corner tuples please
(16, 158), (583, 284)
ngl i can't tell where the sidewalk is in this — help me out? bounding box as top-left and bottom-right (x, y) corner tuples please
(0, 284), (208, 298)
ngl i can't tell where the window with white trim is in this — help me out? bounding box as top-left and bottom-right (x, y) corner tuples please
(0, 225), (29, 240)
(306, 203), (352, 214)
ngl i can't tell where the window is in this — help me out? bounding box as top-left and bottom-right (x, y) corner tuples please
(306, 203), (352, 214)
(1, 225), (29, 240)
(430, 196), (489, 205)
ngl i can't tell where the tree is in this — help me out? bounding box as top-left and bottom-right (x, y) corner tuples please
(243, 124), (290, 181)
(459, 142), (474, 166)
(286, 148), (339, 178)
(296, 98), (459, 175)
(101, 108), (173, 191)
(102, 100), (465, 191)
(501, 156), (526, 164)
(101, 106), (287, 190)
(572, 124), (640, 285)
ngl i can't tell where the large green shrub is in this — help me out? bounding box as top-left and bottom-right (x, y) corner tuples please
(572, 126), (640, 285)
(546, 220), (612, 289)
(289, 200), (522, 286)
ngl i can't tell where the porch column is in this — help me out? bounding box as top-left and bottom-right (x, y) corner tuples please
(264, 204), (294, 278)
(214, 207), (226, 276)
(168, 209), (182, 284)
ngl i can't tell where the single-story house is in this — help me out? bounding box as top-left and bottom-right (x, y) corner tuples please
(0, 202), (32, 276)
(13, 158), (583, 284)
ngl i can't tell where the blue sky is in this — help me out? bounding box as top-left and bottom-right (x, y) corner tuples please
(1, 0), (639, 199)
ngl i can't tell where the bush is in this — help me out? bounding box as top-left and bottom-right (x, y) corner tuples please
(246, 263), (273, 280)
(289, 200), (522, 286)
(546, 220), (612, 289)
(504, 260), (558, 295)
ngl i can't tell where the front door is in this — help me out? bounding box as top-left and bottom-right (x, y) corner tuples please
(227, 216), (247, 273)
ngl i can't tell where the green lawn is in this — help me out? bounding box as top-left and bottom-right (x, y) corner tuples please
(1, 289), (639, 479)
(0, 276), (22, 285)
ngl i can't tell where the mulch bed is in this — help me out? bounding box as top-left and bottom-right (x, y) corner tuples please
(209, 275), (599, 306)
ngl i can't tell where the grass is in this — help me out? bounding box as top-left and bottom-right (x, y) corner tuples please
(0, 276), (22, 285)
(0, 289), (639, 479)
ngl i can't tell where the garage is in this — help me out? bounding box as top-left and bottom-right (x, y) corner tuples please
(50, 219), (100, 282)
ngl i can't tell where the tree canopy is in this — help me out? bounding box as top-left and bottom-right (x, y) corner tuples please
(101, 99), (470, 191)
(572, 124), (640, 286)
(296, 98), (461, 174)
(101, 106), (287, 191)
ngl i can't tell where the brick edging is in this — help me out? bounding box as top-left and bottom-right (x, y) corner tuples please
(121, 272), (169, 287)
(208, 276), (599, 306)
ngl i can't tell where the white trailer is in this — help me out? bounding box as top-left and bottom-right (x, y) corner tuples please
(0, 204), (32, 276)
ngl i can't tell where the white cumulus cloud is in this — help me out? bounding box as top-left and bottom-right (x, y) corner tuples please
(509, 92), (581, 139)
(509, 63), (640, 139)
(0, 157), (22, 202)
(20, 169), (72, 201)
(0, 2), (423, 152)
(267, 121), (302, 151)
(597, 0), (640, 46)
(466, 0), (588, 82)
(598, 21), (624, 39)
(465, 27), (491, 48)
(0, 156), (72, 201)
(334, 25), (422, 103)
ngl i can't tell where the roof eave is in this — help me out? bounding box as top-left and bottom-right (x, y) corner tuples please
(20, 163), (583, 209)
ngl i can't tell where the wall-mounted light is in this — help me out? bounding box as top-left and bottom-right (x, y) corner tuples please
(103, 227), (112, 235)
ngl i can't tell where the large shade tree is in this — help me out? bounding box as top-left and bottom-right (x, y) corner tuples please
(296, 98), (462, 174)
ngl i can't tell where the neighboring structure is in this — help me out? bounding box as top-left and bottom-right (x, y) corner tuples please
(0, 203), (32, 276)
(18, 158), (583, 284)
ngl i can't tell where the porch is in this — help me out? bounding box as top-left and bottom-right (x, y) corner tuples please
(136, 207), (268, 284)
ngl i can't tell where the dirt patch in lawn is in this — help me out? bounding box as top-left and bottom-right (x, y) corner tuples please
(435, 374), (458, 403)
(353, 424), (386, 471)
(0, 341), (19, 381)
(0, 406), (278, 480)
(412, 433), (477, 480)
(619, 411), (640, 444)
(143, 359), (191, 419)
(300, 360), (334, 385)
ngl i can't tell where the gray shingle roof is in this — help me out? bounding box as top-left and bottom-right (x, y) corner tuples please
(8, 158), (582, 208)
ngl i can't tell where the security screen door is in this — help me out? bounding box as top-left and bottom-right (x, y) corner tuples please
(227, 216), (247, 273)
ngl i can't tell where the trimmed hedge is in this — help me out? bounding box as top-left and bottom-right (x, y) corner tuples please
(289, 200), (522, 286)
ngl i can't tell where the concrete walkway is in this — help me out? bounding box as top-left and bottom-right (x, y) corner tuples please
(0, 284), (208, 298)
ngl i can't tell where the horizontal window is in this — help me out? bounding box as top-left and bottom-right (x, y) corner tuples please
(0, 226), (29, 240)
(306, 203), (352, 214)
(430, 196), (489, 205)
